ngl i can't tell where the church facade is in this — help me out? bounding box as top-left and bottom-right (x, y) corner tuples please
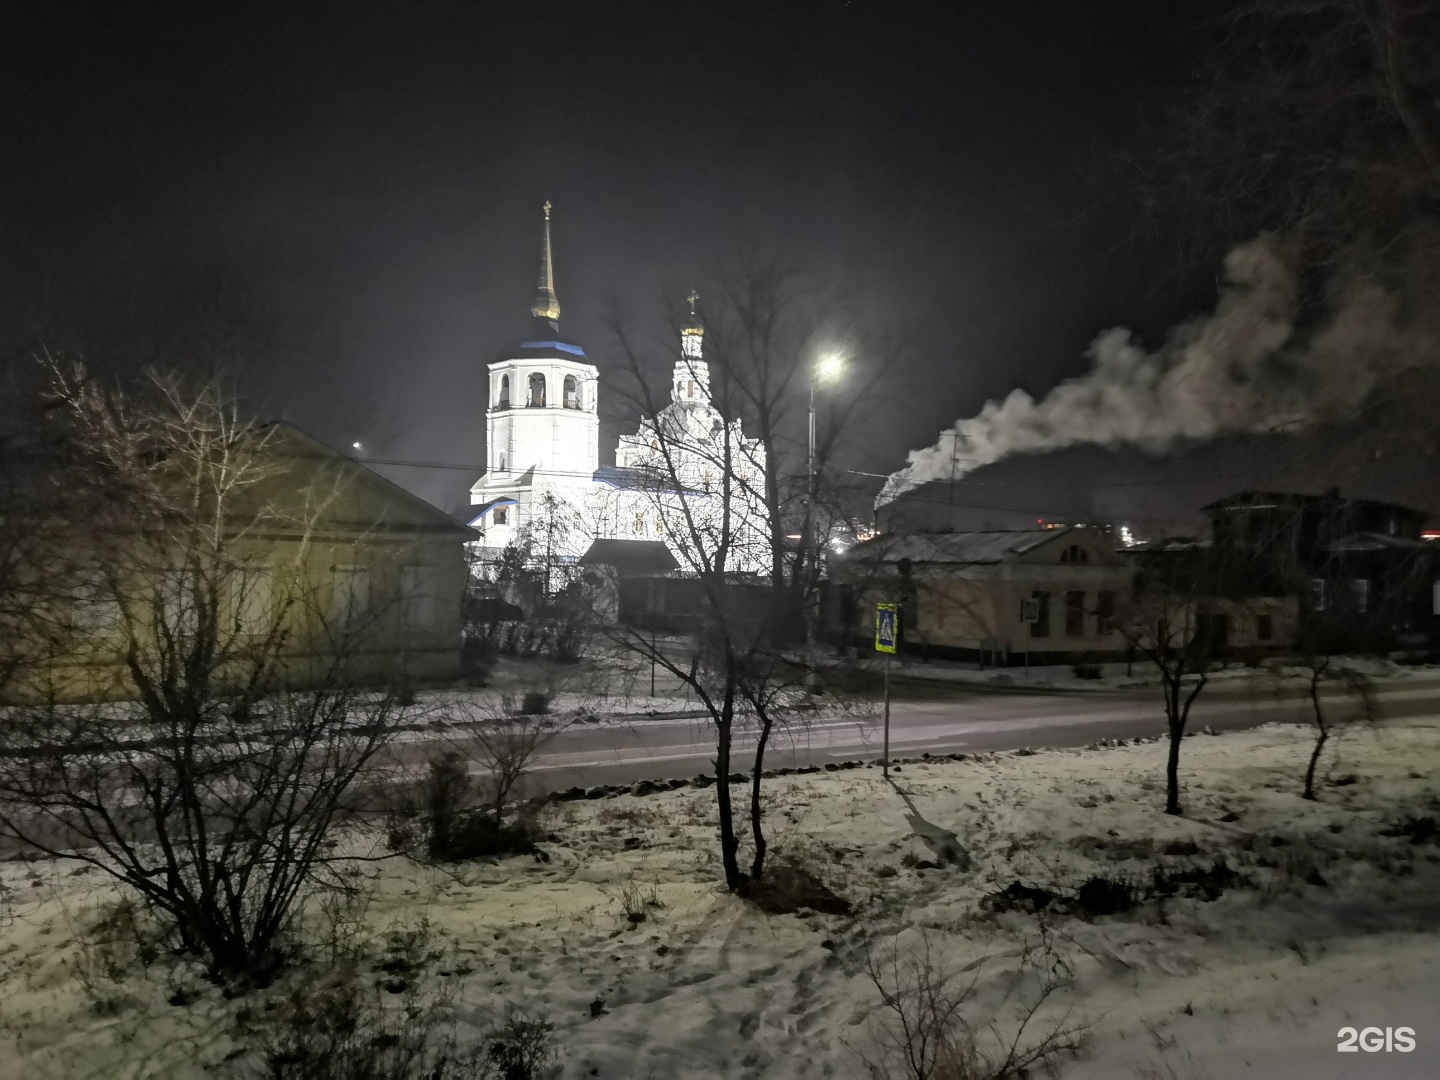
(467, 205), (768, 577)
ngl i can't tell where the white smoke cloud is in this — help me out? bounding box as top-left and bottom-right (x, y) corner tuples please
(878, 236), (1431, 505)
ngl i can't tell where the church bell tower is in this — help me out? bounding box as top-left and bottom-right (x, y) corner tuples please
(468, 202), (601, 548)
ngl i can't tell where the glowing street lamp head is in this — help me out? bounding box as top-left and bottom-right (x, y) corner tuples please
(816, 353), (845, 383)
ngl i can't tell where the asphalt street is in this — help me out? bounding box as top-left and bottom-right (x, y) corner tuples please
(400, 676), (1440, 798)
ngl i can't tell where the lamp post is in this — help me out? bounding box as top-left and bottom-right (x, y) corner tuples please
(805, 353), (845, 687)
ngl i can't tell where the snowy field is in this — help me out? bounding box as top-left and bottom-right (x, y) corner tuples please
(2, 717), (1439, 1078)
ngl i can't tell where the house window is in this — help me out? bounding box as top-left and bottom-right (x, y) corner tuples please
(1433, 579), (1440, 616)
(493, 507), (508, 526)
(1065, 591), (1085, 637)
(1309, 578), (1328, 612)
(71, 570), (120, 638)
(156, 568), (200, 637)
(228, 563), (273, 636)
(330, 565), (370, 629)
(1030, 591), (1050, 638)
(1256, 612), (1273, 641)
(498, 374), (510, 408)
(1096, 591), (1115, 635)
(1059, 544), (1088, 564)
(527, 372), (546, 407)
(563, 374), (579, 409)
(1349, 578), (1370, 613)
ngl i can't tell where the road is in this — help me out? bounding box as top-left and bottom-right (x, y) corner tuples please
(399, 676), (1440, 796)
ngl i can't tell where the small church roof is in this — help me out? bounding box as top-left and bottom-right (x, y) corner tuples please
(578, 539), (680, 574)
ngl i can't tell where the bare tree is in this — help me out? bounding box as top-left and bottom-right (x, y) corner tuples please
(1282, 609), (1384, 800)
(0, 363), (420, 987)
(1142, 0), (1440, 271)
(1114, 551), (1234, 815)
(602, 264), (896, 892)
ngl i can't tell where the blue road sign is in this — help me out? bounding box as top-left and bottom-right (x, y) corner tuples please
(875, 603), (898, 654)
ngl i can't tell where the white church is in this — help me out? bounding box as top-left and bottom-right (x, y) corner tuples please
(467, 204), (769, 577)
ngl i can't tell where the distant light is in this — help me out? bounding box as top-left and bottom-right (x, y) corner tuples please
(816, 353), (845, 383)
(352, 441), (363, 451)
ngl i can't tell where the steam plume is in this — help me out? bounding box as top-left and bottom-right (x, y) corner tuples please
(879, 237), (1435, 505)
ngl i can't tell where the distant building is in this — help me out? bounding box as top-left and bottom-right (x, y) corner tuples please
(8, 424), (474, 702)
(467, 204), (768, 578)
(831, 526), (1135, 664)
(1194, 489), (1437, 651)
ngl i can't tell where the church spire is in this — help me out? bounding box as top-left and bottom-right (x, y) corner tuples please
(531, 200), (561, 328)
(680, 289), (704, 360)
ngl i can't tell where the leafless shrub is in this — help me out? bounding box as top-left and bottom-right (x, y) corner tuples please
(855, 929), (1088, 1080)
(471, 713), (565, 825)
(0, 366), (421, 988)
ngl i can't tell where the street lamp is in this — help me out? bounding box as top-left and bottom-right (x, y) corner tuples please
(805, 353), (845, 688)
(808, 353), (845, 493)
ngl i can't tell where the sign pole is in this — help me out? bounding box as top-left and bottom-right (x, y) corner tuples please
(875, 602), (898, 780)
(883, 650), (891, 779)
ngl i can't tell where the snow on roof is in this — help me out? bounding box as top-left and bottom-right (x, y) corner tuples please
(842, 529), (1076, 565)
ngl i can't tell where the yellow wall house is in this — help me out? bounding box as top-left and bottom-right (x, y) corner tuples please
(834, 528), (1136, 665)
(4, 423), (475, 703)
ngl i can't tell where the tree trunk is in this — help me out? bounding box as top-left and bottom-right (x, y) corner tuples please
(1165, 677), (1184, 815)
(1165, 722), (1183, 815)
(748, 713), (773, 881)
(714, 691), (742, 892)
(1304, 672), (1328, 800)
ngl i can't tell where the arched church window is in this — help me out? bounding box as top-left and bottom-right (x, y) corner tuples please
(634, 513), (645, 535)
(528, 373), (546, 407)
(563, 375), (579, 409)
(498, 453), (506, 472)
(1059, 544), (1088, 564)
(498, 374), (510, 408)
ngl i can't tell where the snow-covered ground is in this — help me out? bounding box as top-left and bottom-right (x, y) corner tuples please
(3, 717), (1440, 1077)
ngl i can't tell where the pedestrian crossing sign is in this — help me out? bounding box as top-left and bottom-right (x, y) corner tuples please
(875, 603), (898, 654)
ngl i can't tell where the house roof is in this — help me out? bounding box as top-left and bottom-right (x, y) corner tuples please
(842, 528), (1082, 565)
(264, 423), (477, 538)
(1201, 489), (1425, 518)
(577, 539), (680, 574)
(1324, 531), (1430, 553)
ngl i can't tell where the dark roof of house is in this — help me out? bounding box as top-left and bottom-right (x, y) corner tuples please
(1200, 490), (1425, 518)
(841, 528), (1078, 565)
(267, 423), (477, 537)
(577, 538), (680, 574)
(1324, 531), (1431, 552)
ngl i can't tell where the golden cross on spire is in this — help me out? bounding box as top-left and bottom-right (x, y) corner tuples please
(687, 289), (699, 316)
(543, 199), (552, 220)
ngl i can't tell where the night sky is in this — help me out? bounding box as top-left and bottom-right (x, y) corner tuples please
(1, 1), (1228, 514)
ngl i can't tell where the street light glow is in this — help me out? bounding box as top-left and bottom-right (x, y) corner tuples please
(816, 353), (845, 383)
